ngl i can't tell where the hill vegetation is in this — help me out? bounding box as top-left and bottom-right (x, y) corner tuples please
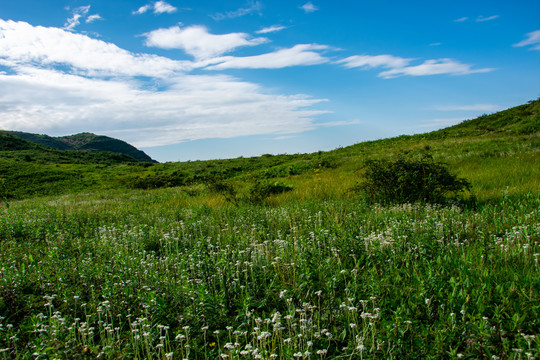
(1, 99), (538, 202)
(1, 130), (156, 162)
(0, 99), (539, 359)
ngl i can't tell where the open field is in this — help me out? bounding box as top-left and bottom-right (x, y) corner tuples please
(1, 189), (539, 359)
(1, 101), (539, 359)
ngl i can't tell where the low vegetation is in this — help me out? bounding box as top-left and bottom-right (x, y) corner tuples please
(0, 100), (539, 359)
(356, 153), (471, 204)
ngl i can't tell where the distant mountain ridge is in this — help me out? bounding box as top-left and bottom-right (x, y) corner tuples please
(1, 131), (156, 163)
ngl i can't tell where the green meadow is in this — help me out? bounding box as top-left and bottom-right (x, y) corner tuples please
(0, 100), (539, 359)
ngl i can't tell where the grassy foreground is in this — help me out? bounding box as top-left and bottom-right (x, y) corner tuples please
(0, 188), (539, 359)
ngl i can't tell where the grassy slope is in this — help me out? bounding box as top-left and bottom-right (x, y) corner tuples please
(1, 99), (539, 202)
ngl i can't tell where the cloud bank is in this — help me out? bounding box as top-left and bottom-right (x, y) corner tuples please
(0, 19), (328, 147)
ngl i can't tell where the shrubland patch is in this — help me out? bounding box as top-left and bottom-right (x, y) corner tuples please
(355, 153), (471, 205)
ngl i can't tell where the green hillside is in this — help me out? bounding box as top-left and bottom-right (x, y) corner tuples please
(0, 132), (42, 151)
(59, 132), (156, 162)
(1, 131), (74, 150)
(0, 99), (538, 201)
(428, 98), (540, 138)
(1, 130), (156, 162)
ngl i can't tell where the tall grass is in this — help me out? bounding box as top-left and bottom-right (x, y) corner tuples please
(1, 188), (539, 359)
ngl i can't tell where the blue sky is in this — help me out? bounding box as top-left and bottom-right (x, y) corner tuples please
(0, 0), (539, 162)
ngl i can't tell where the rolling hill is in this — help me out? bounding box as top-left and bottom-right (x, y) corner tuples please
(1, 131), (156, 162)
(0, 99), (538, 200)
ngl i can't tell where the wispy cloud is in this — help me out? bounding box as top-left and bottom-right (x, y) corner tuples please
(476, 15), (499, 22)
(211, 1), (262, 20)
(143, 25), (268, 59)
(86, 14), (103, 24)
(204, 44), (330, 70)
(378, 58), (494, 78)
(300, 2), (318, 13)
(64, 6), (101, 31)
(315, 119), (362, 127)
(513, 30), (540, 51)
(338, 55), (412, 70)
(133, 1), (177, 15)
(454, 17), (468, 23)
(340, 54), (494, 78)
(256, 25), (286, 34)
(433, 104), (503, 112)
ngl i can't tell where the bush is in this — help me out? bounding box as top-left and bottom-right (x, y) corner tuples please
(206, 178), (238, 204)
(249, 181), (293, 204)
(356, 154), (470, 204)
(126, 173), (187, 189)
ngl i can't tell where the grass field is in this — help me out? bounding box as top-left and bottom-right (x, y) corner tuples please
(0, 101), (539, 359)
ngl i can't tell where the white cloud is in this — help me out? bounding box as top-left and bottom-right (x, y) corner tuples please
(338, 55), (412, 69)
(86, 14), (103, 24)
(513, 30), (540, 50)
(64, 5), (90, 31)
(476, 15), (499, 22)
(340, 53), (494, 78)
(433, 104), (503, 112)
(315, 119), (362, 127)
(134, 4), (152, 15)
(154, 1), (177, 14)
(205, 44), (330, 70)
(256, 25), (286, 34)
(134, 1), (177, 15)
(378, 58), (494, 78)
(454, 17), (468, 22)
(0, 20), (191, 77)
(300, 2), (318, 13)
(0, 19), (329, 148)
(143, 25), (268, 59)
(211, 1), (263, 20)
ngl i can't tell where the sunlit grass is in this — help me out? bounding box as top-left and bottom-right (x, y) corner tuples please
(1, 188), (539, 359)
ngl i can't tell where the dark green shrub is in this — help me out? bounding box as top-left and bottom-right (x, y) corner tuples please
(249, 181), (293, 204)
(127, 173), (187, 189)
(356, 154), (470, 204)
(206, 178), (238, 204)
(0, 177), (9, 208)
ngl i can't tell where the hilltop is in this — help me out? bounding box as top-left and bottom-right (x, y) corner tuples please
(1, 131), (156, 163)
(429, 98), (540, 138)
